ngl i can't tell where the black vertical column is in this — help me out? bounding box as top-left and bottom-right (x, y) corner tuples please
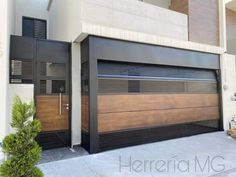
(88, 37), (99, 153)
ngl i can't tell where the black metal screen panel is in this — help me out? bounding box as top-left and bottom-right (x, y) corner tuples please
(23, 17), (46, 39)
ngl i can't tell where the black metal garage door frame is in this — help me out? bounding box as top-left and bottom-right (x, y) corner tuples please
(81, 35), (223, 154)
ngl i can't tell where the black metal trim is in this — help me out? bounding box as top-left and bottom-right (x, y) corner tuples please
(216, 69), (224, 131)
(11, 75), (33, 79)
(81, 39), (91, 152)
(99, 122), (221, 152)
(88, 37), (99, 153)
(90, 35), (220, 69)
(36, 130), (70, 150)
(68, 43), (72, 147)
(98, 74), (217, 83)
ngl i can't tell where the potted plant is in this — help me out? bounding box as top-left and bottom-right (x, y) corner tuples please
(0, 96), (43, 177)
(0, 142), (5, 165)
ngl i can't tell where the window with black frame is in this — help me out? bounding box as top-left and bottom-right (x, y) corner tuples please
(97, 60), (218, 94)
(23, 17), (47, 39)
(10, 59), (33, 84)
(38, 61), (67, 95)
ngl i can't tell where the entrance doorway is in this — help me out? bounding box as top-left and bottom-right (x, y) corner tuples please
(10, 36), (71, 149)
(35, 40), (71, 149)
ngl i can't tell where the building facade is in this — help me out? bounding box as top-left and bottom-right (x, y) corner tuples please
(0, 0), (235, 153)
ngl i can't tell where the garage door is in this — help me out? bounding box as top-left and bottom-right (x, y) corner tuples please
(97, 60), (220, 150)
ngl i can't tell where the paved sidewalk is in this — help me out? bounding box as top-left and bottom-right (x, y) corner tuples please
(39, 132), (236, 177)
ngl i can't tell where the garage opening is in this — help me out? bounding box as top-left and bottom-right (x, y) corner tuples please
(97, 61), (220, 133)
(81, 36), (222, 153)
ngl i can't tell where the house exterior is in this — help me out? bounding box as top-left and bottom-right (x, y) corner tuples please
(0, 0), (235, 153)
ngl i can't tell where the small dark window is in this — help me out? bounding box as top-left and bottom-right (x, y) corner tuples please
(23, 17), (47, 39)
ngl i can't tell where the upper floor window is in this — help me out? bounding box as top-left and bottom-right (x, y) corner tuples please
(22, 17), (47, 39)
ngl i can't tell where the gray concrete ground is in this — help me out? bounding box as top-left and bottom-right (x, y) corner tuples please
(38, 132), (236, 177)
(40, 146), (89, 164)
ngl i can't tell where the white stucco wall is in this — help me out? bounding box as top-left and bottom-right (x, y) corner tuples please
(221, 54), (236, 130)
(0, 0), (15, 141)
(49, 0), (81, 41)
(14, 0), (49, 37)
(226, 0), (234, 4)
(9, 84), (34, 103)
(219, 0), (227, 50)
(49, 0), (82, 146)
(0, 0), (48, 141)
(71, 43), (81, 146)
(48, 0), (70, 41)
(0, 0), (9, 141)
(8, 84), (34, 132)
(48, 0), (186, 42)
(80, 0), (188, 41)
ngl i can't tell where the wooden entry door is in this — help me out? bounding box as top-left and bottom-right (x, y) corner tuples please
(35, 40), (71, 149)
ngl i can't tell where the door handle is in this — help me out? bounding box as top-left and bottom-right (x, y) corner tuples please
(59, 93), (62, 115)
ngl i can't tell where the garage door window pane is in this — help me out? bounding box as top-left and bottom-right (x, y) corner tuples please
(98, 79), (217, 94)
(98, 61), (218, 94)
(98, 61), (216, 81)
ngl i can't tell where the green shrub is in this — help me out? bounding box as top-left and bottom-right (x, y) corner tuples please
(0, 96), (43, 177)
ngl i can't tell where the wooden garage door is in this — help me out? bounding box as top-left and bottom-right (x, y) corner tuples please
(98, 93), (219, 132)
(97, 61), (220, 133)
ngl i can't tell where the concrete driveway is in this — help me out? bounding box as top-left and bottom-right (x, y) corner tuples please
(38, 132), (236, 177)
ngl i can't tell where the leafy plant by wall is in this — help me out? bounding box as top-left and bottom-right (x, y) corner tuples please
(0, 96), (43, 177)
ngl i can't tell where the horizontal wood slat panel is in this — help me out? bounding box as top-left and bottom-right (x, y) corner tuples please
(36, 95), (69, 132)
(98, 107), (219, 132)
(98, 94), (219, 114)
(81, 96), (89, 132)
